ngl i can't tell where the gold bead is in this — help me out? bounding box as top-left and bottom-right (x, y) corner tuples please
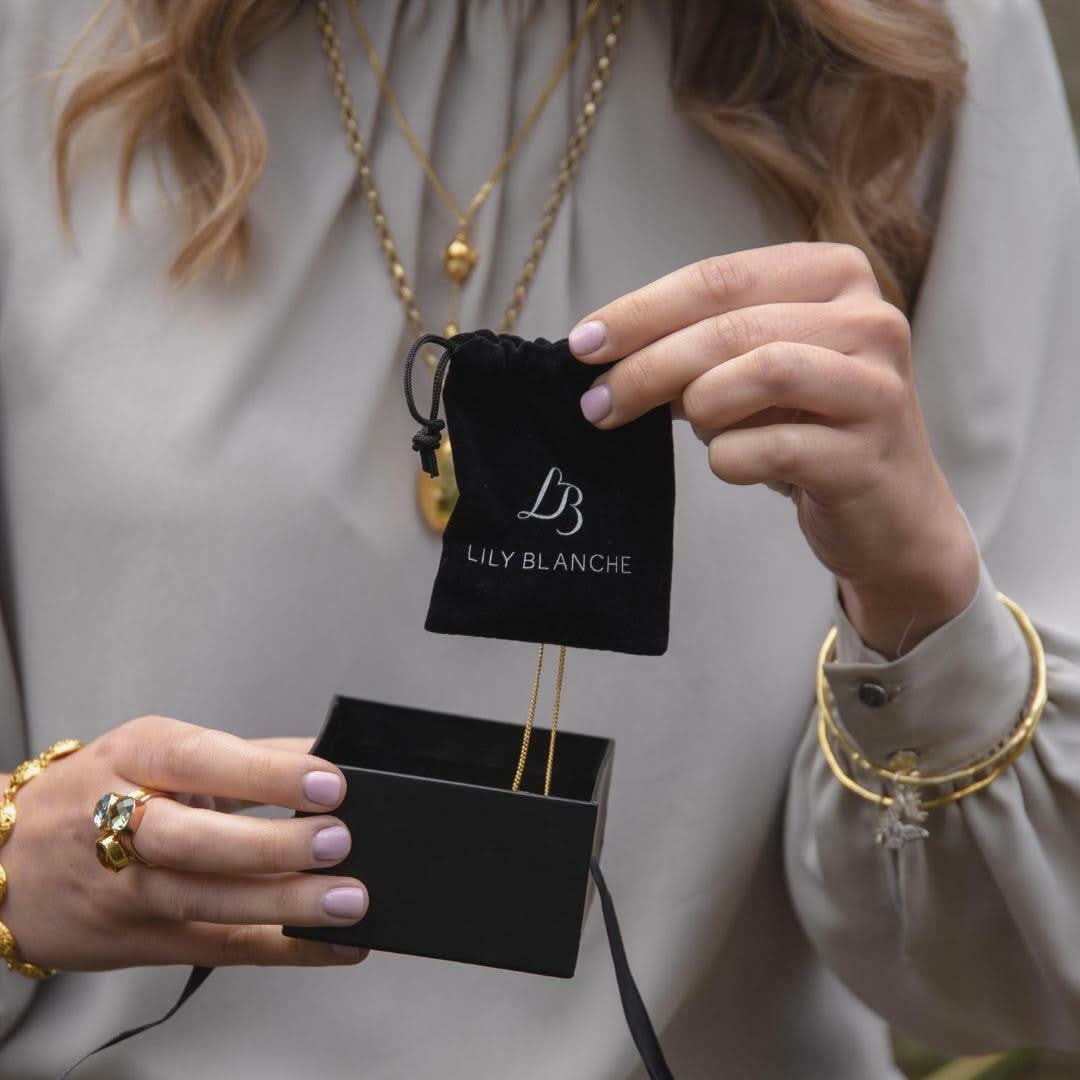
(605, 33), (617, 48)
(390, 261), (405, 281)
(0, 920), (15, 960)
(583, 101), (597, 118)
(399, 286), (414, 303)
(611, 12), (622, 27)
(443, 234), (479, 285)
(598, 56), (610, 71)
(9, 759), (42, 789)
(0, 800), (15, 847)
(7, 958), (52, 980)
(45, 738), (81, 759)
(591, 79), (604, 95)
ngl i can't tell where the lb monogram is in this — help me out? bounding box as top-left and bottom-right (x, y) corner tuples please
(517, 467), (584, 537)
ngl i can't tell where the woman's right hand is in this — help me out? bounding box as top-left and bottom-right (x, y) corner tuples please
(1, 716), (370, 971)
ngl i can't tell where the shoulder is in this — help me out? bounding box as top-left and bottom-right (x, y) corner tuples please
(945, 0), (1059, 79)
(937, 0), (1072, 165)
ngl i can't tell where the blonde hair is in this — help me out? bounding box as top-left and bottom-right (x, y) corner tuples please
(55, 0), (965, 310)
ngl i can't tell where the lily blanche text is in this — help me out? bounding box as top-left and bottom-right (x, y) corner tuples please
(465, 545), (632, 575)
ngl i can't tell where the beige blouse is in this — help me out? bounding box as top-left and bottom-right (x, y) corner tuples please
(0, 1), (1078, 1077)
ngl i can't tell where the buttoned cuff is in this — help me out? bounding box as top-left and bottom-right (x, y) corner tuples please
(822, 552), (1033, 775)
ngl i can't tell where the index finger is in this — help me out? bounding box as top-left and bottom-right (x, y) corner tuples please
(114, 716), (347, 813)
(567, 242), (877, 363)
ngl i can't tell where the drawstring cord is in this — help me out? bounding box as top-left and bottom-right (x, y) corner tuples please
(403, 333), (454, 477)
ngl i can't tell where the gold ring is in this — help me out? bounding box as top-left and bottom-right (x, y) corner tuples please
(92, 788), (164, 837)
(95, 828), (153, 873)
(93, 789), (166, 873)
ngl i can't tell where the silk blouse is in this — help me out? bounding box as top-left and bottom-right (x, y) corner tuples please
(0, 1), (1078, 1077)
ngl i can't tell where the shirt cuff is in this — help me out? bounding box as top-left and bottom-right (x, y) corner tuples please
(822, 553), (1033, 775)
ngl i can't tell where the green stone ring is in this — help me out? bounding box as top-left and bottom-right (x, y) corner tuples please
(92, 788), (161, 837)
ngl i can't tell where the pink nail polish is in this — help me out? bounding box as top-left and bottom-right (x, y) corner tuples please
(312, 825), (351, 862)
(580, 384), (612, 424)
(568, 320), (606, 356)
(303, 771), (344, 807)
(323, 886), (369, 920)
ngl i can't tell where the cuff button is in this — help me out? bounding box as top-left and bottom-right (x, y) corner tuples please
(857, 681), (890, 708)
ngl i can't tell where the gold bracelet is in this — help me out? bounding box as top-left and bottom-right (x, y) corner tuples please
(0, 739), (82, 979)
(816, 591), (1047, 812)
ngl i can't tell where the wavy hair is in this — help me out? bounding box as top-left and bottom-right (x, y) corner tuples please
(54, 0), (966, 310)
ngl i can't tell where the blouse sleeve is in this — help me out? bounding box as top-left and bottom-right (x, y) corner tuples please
(0, 633), (36, 1042)
(0, 1), (42, 1040)
(784, 0), (1080, 1054)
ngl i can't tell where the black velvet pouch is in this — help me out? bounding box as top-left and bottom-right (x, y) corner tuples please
(406, 330), (675, 656)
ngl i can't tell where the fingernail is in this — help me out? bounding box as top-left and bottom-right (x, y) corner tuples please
(303, 771), (344, 807)
(323, 886), (368, 920)
(330, 944), (364, 962)
(580, 383), (612, 424)
(568, 320), (606, 356)
(312, 825), (351, 862)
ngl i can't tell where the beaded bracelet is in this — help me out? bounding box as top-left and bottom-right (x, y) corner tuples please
(0, 739), (83, 978)
(816, 591), (1047, 845)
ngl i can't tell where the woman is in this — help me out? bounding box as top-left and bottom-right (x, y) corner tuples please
(0, 0), (1077, 1076)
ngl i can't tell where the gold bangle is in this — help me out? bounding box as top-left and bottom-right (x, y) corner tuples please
(0, 739), (82, 978)
(816, 591), (1046, 811)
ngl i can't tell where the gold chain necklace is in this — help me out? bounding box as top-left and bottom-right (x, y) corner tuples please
(345, 0), (601, 311)
(315, 0), (627, 532)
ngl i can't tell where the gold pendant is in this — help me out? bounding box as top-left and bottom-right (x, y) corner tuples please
(417, 435), (459, 533)
(443, 231), (479, 286)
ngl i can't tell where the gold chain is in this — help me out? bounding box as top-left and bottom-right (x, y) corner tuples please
(315, 0), (627, 339)
(0, 739), (83, 978)
(345, 0), (602, 236)
(316, 2), (617, 791)
(511, 643), (568, 797)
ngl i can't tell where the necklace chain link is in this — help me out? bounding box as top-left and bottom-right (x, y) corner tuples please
(345, 0), (602, 234)
(315, 0), (627, 339)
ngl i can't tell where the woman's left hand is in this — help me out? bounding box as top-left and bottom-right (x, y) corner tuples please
(568, 241), (980, 658)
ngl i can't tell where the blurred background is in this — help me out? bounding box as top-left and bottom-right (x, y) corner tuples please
(892, 7), (1077, 1079)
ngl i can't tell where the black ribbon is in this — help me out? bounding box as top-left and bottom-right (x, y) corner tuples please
(403, 333), (454, 478)
(60, 863), (673, 1078)
(590, 857), (675, 1080)
(58, 963), (214, 1079)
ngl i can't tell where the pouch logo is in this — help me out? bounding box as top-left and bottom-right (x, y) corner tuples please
(517, 467), (584, 537)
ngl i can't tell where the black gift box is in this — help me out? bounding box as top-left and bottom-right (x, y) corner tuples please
(283, 695), (615, 978)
